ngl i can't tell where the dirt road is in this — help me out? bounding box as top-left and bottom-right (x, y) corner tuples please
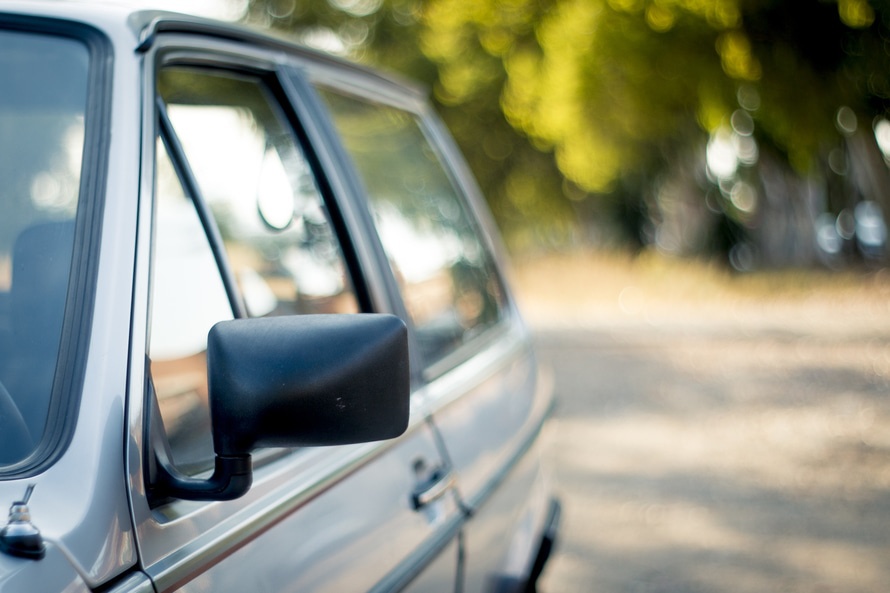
(532, 321), (890, 593)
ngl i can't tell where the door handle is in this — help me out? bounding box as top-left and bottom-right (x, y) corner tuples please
(411, 465), (455, 510)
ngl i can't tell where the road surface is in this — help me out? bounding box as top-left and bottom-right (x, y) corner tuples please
(533, 322), (890, 593)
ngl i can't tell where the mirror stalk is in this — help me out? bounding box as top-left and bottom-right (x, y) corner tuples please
(154, 454), (252, 502)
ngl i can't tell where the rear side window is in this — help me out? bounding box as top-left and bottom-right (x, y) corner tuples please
(317, 89), (506, 370)
(0, 29), (91, 467)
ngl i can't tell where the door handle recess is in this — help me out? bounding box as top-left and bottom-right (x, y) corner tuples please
(411, 467), (455, 510)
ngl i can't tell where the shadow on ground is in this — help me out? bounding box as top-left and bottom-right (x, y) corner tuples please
(534, 325), (890, 593)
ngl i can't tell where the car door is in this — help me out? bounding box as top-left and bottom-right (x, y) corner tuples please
(310, 75), (557, 592)
(126, 33), (461, 593)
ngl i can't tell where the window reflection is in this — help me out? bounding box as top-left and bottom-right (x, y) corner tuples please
(160, 69), (358, 317)
(317, 89), (505, 367)
(150, 139), (233, 471)
(150, 69), (359, 473)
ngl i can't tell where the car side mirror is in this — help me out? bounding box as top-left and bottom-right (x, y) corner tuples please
(149, 314), (410, 502)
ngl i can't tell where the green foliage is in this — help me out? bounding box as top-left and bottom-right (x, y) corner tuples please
(246, 0), (578, 249)
(246, 0), (890, 256)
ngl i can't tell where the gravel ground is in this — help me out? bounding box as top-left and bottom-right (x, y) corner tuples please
(513, 254), (890, 593)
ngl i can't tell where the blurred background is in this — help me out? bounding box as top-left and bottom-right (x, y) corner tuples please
(126, 0), (890, 591)
(138, 0), (890, 269)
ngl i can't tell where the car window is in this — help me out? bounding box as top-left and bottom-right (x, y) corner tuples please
(159, 68), (359, 318)
(151, 67), (359, 474)
(0, 30), (89, 465)
(150, 138), (234, 471)
(316, 89), (506, 369)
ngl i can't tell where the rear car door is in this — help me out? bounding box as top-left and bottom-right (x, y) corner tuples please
(314, 75), (557, 591)
(127, 31), (460, 593)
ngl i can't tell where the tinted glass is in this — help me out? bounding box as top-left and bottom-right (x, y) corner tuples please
(317, 89), (505, 367)
(0, 30), (89, 464)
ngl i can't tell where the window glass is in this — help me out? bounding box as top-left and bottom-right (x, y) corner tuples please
(150, 140), (233, 471)
(159, 69), (358, 317)
(0, 30), (89, 464)
(150, 68), (358, 473)
(317, 89), (505, 367)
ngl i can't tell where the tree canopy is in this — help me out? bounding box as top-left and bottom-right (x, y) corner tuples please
(246, 0), (890, 264)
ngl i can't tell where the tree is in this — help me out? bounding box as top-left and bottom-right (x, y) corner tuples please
(245, 0), (579, 250)
(246, 0), (890, 264)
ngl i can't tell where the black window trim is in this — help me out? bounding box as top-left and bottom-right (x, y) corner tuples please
(281, 67), (422, 386)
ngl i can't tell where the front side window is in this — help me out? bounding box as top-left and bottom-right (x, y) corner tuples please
(150, 66), (358, 473)
(0, 29), (91, 466)
(317, 89), (506, 369)
(150, 138), (234, 471)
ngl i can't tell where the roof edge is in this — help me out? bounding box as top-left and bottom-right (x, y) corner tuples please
(128, 10), (425, 98)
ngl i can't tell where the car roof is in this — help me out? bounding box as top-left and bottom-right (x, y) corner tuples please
(0, 0), (425, 98)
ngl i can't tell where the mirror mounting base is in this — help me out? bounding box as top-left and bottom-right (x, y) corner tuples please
(144, 369), (253, 505)
(152, 453), (253, 502)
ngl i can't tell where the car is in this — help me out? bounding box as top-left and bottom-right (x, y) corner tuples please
(0, 3), (560, 592)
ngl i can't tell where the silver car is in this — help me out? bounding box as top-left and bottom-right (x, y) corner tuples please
(0, 2), (560, 591)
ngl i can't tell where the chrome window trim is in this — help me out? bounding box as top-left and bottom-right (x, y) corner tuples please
(102, 573), (156, 593)
(413, 321), (531, 413)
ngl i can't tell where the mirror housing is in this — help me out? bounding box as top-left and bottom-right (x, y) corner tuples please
(150, 314), (410, 502)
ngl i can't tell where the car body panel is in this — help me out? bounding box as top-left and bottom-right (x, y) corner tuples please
(292, 57), (560, 589)
(124, 29), (462, 593)
(0, 545), (92, 593)
(419, 313), (557, 591)
(134, 436), (459, 593)
(0, 2), (140, 586)
(0, 4), (559, 592)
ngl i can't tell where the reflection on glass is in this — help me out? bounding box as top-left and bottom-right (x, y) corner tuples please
(150, 68), (359, 473)
(159, 68), (358, 317)
(150, 140), (234, 472)
(0, 30), (89, 463)
(318, 89), (505, 367)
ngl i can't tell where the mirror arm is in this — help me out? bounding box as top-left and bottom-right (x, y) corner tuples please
(145, 368), (253, 504)
(153, 453), (253, 502)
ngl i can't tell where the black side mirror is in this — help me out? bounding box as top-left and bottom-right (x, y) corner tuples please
(150, 314), (410, 502)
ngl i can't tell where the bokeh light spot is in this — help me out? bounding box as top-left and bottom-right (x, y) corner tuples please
(836, 106), (858, 135)
(838, 0), (875, 28)
(731, 109), (754, 136)
(873, 118), (890, 160)
(730, 181), (757, 214)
